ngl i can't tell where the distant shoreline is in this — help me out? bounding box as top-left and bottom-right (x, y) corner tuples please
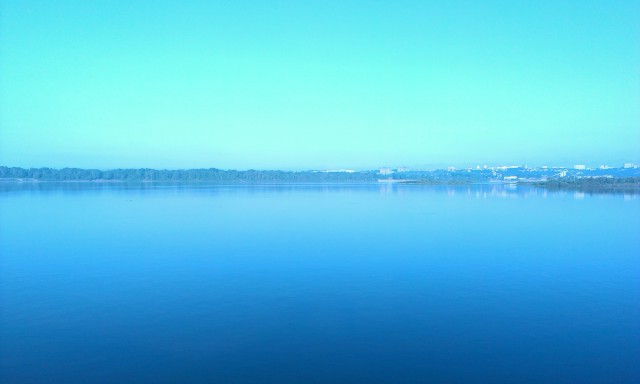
(2, 177), (640, 190)
(1, 166), (639, 190)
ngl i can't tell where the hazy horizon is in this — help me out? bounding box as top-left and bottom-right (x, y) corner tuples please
(1, 1), (639, 169)
(1, 160), (638, 172)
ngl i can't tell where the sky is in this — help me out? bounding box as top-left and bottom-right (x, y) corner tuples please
(1, 0), (639, 170)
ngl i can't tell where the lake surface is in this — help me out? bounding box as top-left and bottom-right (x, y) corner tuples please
(1, 183), (639, 383)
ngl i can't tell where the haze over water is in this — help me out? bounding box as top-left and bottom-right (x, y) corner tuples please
(1, 184), (638, 383)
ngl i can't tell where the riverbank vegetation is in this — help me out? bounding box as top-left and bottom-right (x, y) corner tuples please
(532, 177), (640, 191)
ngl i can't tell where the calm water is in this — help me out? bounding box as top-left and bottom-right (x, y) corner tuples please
(1, 183), (639, 383)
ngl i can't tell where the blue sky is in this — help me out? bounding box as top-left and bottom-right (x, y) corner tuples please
(1, 0), (638, 170)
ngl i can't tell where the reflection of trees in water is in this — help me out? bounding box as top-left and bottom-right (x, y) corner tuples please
(1, 166), (638, 198)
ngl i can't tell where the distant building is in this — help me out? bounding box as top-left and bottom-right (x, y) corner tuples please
(447, 167), (456, 172)
(558, 170), (567, 177)
(599, 165), (612, 170)
(322, 169), (355, 173)
(574, 164), (586, 170)
(498, 165), (520, 170)
(396, 167), (410, 172)
(623, 163), (638, 169)
(379, 167), (393, 175)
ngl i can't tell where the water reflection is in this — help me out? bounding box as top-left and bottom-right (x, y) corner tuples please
(0, 181), (638, 199)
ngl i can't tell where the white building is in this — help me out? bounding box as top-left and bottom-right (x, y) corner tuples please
(379, 167), (393, 175)
(322, 169), (355, 173)
(574, 164), (586, 170)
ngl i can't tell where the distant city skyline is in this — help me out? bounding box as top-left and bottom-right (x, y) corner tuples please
(1, 1), (639, 170)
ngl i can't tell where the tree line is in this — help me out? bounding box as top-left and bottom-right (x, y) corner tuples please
(0, 166), (381, 182)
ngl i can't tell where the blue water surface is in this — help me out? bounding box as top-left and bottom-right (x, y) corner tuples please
(1, 183), (639, 383)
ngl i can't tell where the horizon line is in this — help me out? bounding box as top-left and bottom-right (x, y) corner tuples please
(2, 163), (639, 172)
